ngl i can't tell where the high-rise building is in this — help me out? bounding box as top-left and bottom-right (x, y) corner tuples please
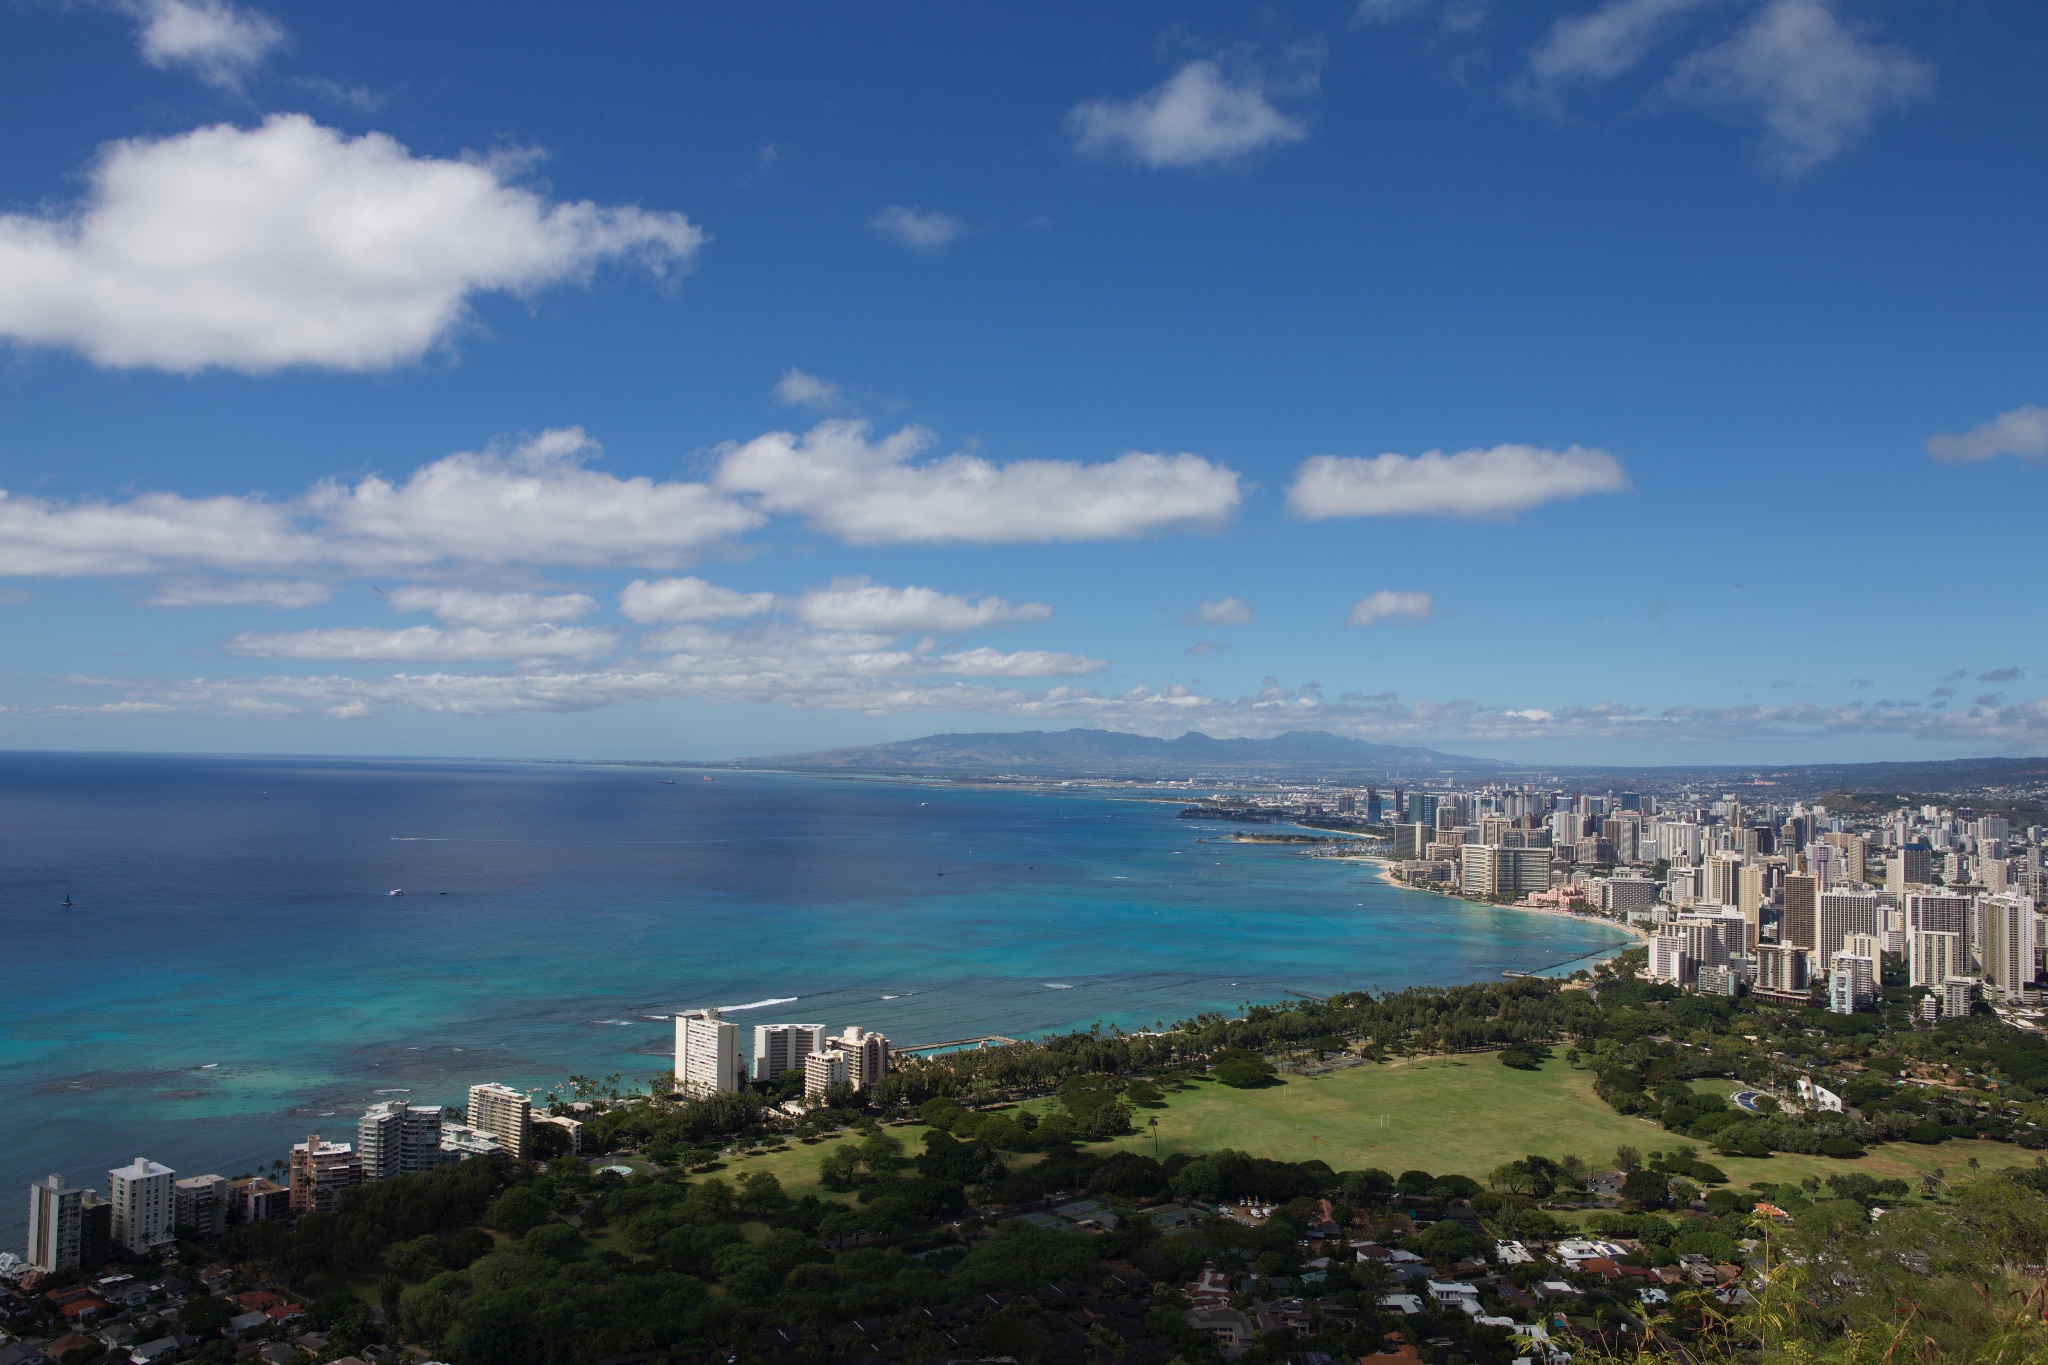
(1408, 793), (1438, 827)
(754, 1023), (828, 1082)
(1647, 933), (1688, 985)
(803, 1048), (851, 1099)
(1828, 953), (1876, 1013)
(829, 1027), (891, 1090)
(1461, 844), (1501, 899)
(1677, 910), (1745, 971)
(674, 1010), (746, 1097)
(1738, 865), (1769, 948)
(1781, 874), (1818, 950)
(172, 1175), (229, 1238)
(1602, 877), (1660, 916)
(1391, 823), (1427, 860)
(1980, 893), (2039, 1002)
(359, 1102), (446, 1181)
(1364, 788), (1382, 823)
(1905, 892), (1972, 939)
(466, 1083), (534, 1158)
(1887, 843), (1934, 892)
(288, 1136), (363, 1215)
(1942, 976), (1979, 1018)
(1817, 889), (1881, 964)
(107, 1158), (176, 1254)
(1755, 944), (1811, 1000)
(229, 1177), (289, 1223)
(1702, 852), (1744, 908)
(27, 1174), (83, 1272)
(1911, 930), (1961, 989)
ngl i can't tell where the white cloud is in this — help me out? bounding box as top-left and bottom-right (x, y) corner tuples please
(145, 578), (332, 608)
(135, 0), (284, 91)
(774, 368), (841, 408)
(870, 206), (964, 252)
(1346, 590), (1433, 627)
(308, 429), (758, 570)
(930, 648), (1103, 678)
(1286, 444), (1627, 519)
(1925, 405), (2048, 464)
(795, 580), (1051, 634)
(224, 624), (617, 661)
(715, 419), (1241, 544)
(620, 577), (776, 625)
(0, 428), (756, 578)
(1067, 60), (1308, 169)
(1519, 0), (1715, 104)
(1180, 597), (1253, 627)
(386, 586), (597, 627)
(0, 114), (705, 372)
(1665, 0), (1933, 177)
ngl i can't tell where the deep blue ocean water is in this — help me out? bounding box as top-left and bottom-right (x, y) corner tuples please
(0, 752), (1631, 1245)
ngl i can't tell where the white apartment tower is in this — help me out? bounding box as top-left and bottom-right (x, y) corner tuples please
(27, 1174), (83, 1272)
(107, 1158), (176, 1254)
(803, 1048), (850, 1100)
(1816, 889), (1881, 965)
(1911, 930), (1962, 989)
(172, 1175), (229, 1238)
(360, 1102), (447, 1180)
(1980, 894), (2040, 1002)
(466, 1083), (533, 1159)
(754, 1023), (827, 1082)
(674, 1009), (745, 1097)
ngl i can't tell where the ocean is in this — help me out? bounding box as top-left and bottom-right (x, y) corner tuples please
(0, 751), (1631, 1245)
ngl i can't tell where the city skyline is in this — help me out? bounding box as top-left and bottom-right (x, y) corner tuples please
(0, 2), (2043, 764)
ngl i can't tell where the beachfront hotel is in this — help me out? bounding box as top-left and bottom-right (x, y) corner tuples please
(466, 1082), (534, 1159)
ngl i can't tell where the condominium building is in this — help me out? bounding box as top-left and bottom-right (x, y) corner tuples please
(107, 1158), (176, 1254)
(1702, 852), (1744, 908)
(1910, 930), (1961, 989)
(359, 1102), (446, 1180)
(1754, 943), (1810, 1000)
(1886, 843), (1934, 892)
(1980, 893), (2040, 1002)
(1905, 891), (1973, 940)
(802, 1048), (851, 1100)
(831, 1027), (891, 1090)
(27, 1174), (83, 1272)
(1601, 877), (1660, 916)
(229, 1177), (289, 1223)
(1780, 874), (1817, 951)
(467, 1082), (533, 1159)
(287, 1136), (363, 1216)
(1816, 889), (1881, 964)
(674, 1009), (746, 1097)
(172, 1175), (229, 1238)
(1828, 952), (1876, 1014)
(1647, 933), (1688, 985)
(1942, 976), (1980, 1018)
(754, 1023), (827, 1082)
(1391, 823), (1427, 861)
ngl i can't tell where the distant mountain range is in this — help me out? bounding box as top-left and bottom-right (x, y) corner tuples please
(736, 728), (1506, 779)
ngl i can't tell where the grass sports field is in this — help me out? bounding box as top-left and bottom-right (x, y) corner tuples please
(707, 1053), (2022, 1202)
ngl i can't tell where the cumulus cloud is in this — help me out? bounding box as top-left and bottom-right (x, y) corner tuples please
(1180, 597), (1254, 627)
(223, 624), (618, 661)
(1665, 0), (1933, 177)
(134, 0), (284, 90)
(774, 368), (842, 409)
(0, 429), (757, 578)
(306, 429), (757, 569)
(715, 419), (1240, 544)
(1067, 60), (1308, 169)
(1287, 444), (1627, 520)
(620, 577), (775, 625)
(870, 206), (964, 252)
(145, 578), (332, 608)
(386, 586), (596, 627)
(929, 648), (1104, 678)
(1518, 0), (1715, 105)
(1925, 405), (2048, 463)
(0, 114), (705, 372)
(794, 580), (1051, 634)
(1346, 591), (1433, 627)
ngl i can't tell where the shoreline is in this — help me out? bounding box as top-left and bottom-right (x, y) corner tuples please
(1345, 849), (1651, 949)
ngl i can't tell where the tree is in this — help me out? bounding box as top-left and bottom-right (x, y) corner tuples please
(1615, 1145), (1643, 1173)
(180, 1295), (233, 1336)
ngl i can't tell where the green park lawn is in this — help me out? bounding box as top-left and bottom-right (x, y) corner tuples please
(688, 1056), (2024, 1206)
(1090, 1053), (2024, 1192)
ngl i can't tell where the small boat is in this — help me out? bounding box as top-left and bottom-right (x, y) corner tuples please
(703, 776), (714, 782)
(388, 889), (405, 897)
(660, 779), (675, 785)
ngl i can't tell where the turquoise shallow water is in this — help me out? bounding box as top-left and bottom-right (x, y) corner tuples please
(0, 752), (1630, 1245)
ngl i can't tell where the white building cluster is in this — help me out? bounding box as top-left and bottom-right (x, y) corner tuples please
(1372, 781), (2045, 1018)
(673, 1009), (891, 1102)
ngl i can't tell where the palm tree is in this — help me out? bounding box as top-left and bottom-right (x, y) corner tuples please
(1149, 1116), (1161, 1159)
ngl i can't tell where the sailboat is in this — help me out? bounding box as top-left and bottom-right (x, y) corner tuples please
(62, 892), (73, 908)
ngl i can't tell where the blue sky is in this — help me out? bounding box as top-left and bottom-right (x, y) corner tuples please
(0, 0), (2042, 765)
